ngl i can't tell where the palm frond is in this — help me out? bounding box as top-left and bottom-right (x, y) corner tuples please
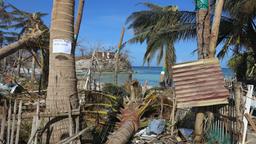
(140, 2), (162, 10)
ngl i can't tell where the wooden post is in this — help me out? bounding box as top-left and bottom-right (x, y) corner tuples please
(234, 82), (242, 138)
(27, 101), (40, 144)
(31, 56), (36, 81)
(170, 92), (176, 136)
(10, 100), (17, 144)
(34, 101), (40, 144)
(68, 104), (73, 137)
(7, 100), (12, 144)
(194, 112), (204, 143)
(242, 85), (254, 144)
(75, 106), (80, 134)
(15, 101), (22, 144)
(0, 100), (7, 142)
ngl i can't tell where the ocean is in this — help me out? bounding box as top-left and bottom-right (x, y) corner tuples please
(82, 66), (235, 86)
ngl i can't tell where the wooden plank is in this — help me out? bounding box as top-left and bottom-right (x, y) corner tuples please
(10, 100), (17, 144)
(69, 105), (73, 139)
(0, 100), (7, 141)
(242, 85), (254, 144)
(7, 100), (12, 144)
(27, 102), (40, 144)
(244, 113), (256, 133)
(15, 101), (22, 144)
(57, 126), (93, 144)
(34, 101), (40, 144)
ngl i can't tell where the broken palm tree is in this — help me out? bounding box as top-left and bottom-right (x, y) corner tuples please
(0, 13), (49, 60)
(106, 81), (159, 144)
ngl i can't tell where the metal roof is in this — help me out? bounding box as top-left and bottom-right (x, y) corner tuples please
(173, 58), (229, 108)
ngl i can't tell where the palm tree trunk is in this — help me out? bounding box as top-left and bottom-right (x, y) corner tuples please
(106, 103), (139, 144)
(209, 0), (224, 58)
(74, 0), (85, 46)
(195, 0), (211, 141)
(45, 0), (78, 143)
(196, 0), (211, 59)
(165, 42), (175, 86)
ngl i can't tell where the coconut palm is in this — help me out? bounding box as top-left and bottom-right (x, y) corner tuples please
(195, 0), (211, 59)
(217, 0), (256, 82)
(126, 2), (196, 84)
(45, 0), (79, 143)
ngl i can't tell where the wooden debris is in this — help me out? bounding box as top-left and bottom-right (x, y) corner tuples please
(57, 126), (93, 144)
(15, 101), (22, 144)
(245, 113), (256, 133)
(27, 101), (40, 144)
(10, 100), (17, 144)
(242, 85), (254, 144)
(7, 100), (12, 144)
(0, 100), (7, 141)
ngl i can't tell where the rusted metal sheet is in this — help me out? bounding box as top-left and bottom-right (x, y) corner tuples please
(173, 58), (229, 108)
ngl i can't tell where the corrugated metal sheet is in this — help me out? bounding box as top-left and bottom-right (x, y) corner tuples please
(173, 58), (229, 108)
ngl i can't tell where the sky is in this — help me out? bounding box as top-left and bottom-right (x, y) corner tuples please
(7, 0), (229, 67)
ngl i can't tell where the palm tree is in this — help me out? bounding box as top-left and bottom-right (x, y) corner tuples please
(45, 0), (79, 143)
(217, 0), (256, 82)
(195, 0), (211, 59)
(126, 2), (196, 84)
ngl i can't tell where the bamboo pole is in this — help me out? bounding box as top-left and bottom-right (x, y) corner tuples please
(7, 100), (12, 144)
(0, 100), (7, 141)
(15, 101), (22, 144)
(10, 100), (17, 144)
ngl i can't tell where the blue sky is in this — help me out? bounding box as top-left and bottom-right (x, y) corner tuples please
(8, 0), (229, 67)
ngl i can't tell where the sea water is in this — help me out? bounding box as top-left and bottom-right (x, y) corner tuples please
(78, 66), (235, 86)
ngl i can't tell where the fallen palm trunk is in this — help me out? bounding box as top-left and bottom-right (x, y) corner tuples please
(107, 81), (157, 144)
(0, 30), (43, 60)
(106, 103), (139, 144)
